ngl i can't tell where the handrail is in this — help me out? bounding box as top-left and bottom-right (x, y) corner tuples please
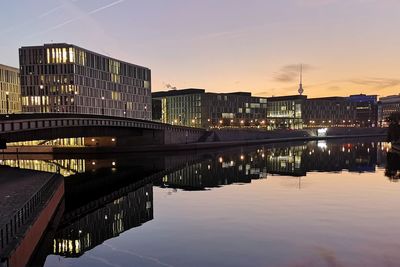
(0, 113), (204, 132)
(0, 173), (61, 255)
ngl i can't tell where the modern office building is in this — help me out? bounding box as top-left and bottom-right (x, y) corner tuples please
(348, 94), (378, 127)
(152, 88), (267, 128)
(266, 95), (306, 130)
(267, 94), (378, 129)
(0, 64), (21, 114)
(378, 94), (400, 126)
(19, 43), (152, 120)
(303, 97), (356, 127)
(152, 88), (203, 127)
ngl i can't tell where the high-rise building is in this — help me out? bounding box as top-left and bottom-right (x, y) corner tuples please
(378, 94), (400, 127)
(152, 88), (267, 128)
(19, 43), (152, 120)
(0, 64), (21, 114)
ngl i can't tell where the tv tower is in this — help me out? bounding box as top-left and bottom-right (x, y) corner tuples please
(298, 64), (304, 95)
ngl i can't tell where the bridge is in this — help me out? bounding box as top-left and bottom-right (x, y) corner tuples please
(0, 113), (205, 146)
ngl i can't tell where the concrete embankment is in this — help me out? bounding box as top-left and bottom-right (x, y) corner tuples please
(0, 167), (64, 267)
(206, 127), (387, 142)
(51, 127), (387, 153)
(1, 127), (387, 154)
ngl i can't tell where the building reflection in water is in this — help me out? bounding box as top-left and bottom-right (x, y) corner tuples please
(157, 140), (386, 190)
(156, 153), (268, 191)
(385, 151), (400, 181)
(53, 183), (153, 257)
(0, 158), (125, 177)
(0, 140), (389, 182)
(0, 159), (86, 177)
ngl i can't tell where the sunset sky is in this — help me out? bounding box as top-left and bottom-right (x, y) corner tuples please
(1, 0), (399, 98)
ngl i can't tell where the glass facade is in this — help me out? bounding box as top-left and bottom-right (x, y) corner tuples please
(161, 92), (203, 127)
(0, 64), (21, 114)
(266, 95), (306, 130)
(19, 43), (152, 120)
(378, 95), (400, 127)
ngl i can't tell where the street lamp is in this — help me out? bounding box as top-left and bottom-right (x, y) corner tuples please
(5, 91), (9, 114)
(39, 85), (44, 113)
(101, 96), (105, 115)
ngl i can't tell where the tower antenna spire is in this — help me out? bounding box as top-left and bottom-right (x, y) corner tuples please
(298, 64), (304, 95)
(300, 64), (302, 84)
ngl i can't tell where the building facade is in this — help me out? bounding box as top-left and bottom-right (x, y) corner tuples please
(19, 43), (151, 120)
(303, 97), (356, 128)
(378, 94), (400, 127)
(348, 94), (378, 127)
(0, 64), (21, 114)
(152, 88), (267, 128)
(266, 95), (306, 130)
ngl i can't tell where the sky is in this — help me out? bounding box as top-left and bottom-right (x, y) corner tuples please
(0, 0), (399, 98)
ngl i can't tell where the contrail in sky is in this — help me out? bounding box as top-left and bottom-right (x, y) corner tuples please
(38, 5), (65, 19)
(28, 0), (125, 38)
(88, 0), (125, 15)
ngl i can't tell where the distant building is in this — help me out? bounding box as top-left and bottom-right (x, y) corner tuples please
(348, 94), (378, 127)
(378, 94), (400, 127)
(152, 88), (267, 128)
(0, 64), (21, 114)
(19, 43), (152, 120)
(268, 94), (377, 129)
(266, 95), (306, 130)
(303, 97), (356, 128)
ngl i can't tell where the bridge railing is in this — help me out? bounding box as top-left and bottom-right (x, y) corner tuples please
(0, 173), (61, 256)
(0, 114), (205, 135)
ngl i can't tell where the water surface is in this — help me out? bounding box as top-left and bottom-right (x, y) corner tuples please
(4, 139), (399, 267)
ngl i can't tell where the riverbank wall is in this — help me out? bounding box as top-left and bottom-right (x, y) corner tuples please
(0, 169), (64, 267)
(0, 127), (387, 154)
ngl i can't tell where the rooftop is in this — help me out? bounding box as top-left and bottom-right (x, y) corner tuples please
(307, 96), (347, 101)
(20, 43), (150, 70)
(267, 95), (308, 101)
(152, 88), (206, 98)
(0, 64), (19, 72)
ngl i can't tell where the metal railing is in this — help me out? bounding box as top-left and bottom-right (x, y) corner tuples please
(0, 173), (61, 255)
(0, 113), (205, 134)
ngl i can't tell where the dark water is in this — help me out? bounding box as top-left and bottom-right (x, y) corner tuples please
(2, 139), (400, 267)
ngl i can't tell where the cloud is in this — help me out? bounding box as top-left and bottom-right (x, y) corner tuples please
(273, 64), (313, 83)
(165, 83), (177, 90)
(348, 77), (400, 90)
